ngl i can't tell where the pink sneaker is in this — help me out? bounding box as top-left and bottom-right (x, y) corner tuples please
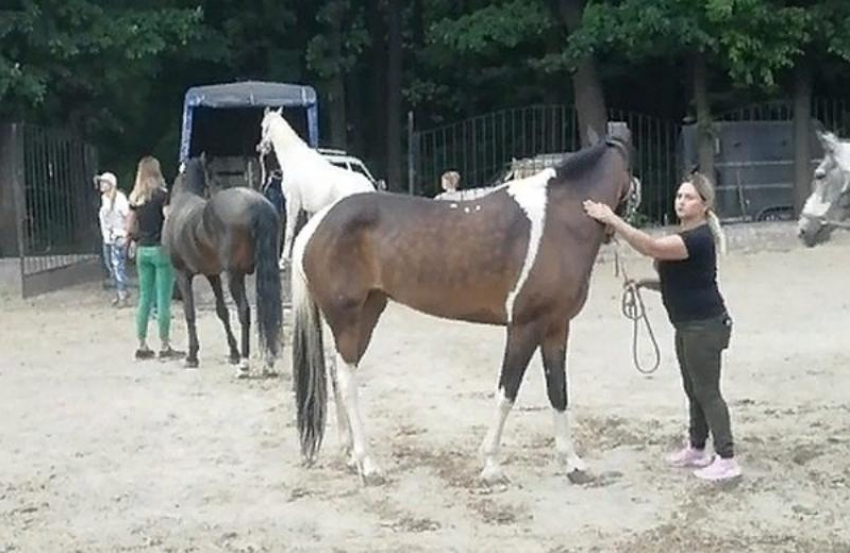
(694, 457), (741, 481)
(665, 446), (713, 468)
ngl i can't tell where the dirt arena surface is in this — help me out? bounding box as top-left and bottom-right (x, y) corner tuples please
(1, 231), (849, 552)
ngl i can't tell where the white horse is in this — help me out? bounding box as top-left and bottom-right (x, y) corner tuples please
(798, 130), (850, 247)
(256, 108), (375, 266)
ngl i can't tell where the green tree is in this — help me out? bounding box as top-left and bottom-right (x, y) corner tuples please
(568, 0), (809, 180)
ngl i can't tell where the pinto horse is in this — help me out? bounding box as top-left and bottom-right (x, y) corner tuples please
(255, 108), (375, 266)
(162, 157), (282, 375)
(290, 136), (634, 484)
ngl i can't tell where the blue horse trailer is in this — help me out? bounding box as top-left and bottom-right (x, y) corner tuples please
(178, 81), (319, 189)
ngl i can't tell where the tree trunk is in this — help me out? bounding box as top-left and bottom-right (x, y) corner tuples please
(327, 15), (347, 149)
(792, 62), (812, 215)
(385, 0), (403, 191)
(366, 0), (388, 177)
(327, 76), (347, 149)
(557, 0), (607, 147)
(692, 51), (715, 184)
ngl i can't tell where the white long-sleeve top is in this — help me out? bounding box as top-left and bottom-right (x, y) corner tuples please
(99, 191), (130, 244)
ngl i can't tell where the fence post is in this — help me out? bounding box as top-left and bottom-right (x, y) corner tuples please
(9, 124), (27, 293)
(407, 110), (415, 195)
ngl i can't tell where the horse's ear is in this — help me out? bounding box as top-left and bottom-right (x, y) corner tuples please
(275, 107), (283, 116)
(264, 106), (270, 116)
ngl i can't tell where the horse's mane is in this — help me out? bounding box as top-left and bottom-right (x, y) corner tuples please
(266, 111), (309, 150)
(553, 136), (629, 185)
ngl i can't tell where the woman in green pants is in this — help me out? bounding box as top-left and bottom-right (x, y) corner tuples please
(127, 156), (182, 360)
(583, 172), (740, 482)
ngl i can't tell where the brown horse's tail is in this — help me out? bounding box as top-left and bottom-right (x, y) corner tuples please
(291, 231), (327, 463)
(252, 199), (283, 365)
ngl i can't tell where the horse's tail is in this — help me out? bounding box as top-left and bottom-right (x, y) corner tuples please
(291, 223), (327, 463)
(252, 199), (283, 365)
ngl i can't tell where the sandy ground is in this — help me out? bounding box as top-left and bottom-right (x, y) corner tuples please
(1, 234), (849, 552)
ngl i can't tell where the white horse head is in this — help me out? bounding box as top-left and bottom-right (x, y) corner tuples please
(798, 130), (850, 247)
(257, 107), (304, 156)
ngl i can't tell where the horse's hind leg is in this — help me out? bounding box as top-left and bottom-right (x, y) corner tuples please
(328, 292), (388, 484)
(228, 271), (251, 377)
(328, 357), (354, 468)
(207, 274), (240, 365)
(176, 271), (198, 368)
(479, 322), (539, 485)
(331, 292), (388, 471)
(540, 321), (588, 482)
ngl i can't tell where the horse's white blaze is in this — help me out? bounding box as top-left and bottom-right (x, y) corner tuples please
(504, 168), (553, 322)
(802, 191), (832, 219)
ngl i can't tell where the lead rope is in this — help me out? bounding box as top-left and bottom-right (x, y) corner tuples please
(259, 149), (268, 192)
(613, 241), (661, 375)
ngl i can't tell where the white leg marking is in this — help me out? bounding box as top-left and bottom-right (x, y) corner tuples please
(553, 408), (586, 473)
(336, 353), (383, 483)
(329, 356), (354, 466)
(504, 168), (554, 322)
(479, 388), (514, 483)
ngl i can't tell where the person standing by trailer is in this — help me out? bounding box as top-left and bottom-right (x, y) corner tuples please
(96, 171), (131, 307)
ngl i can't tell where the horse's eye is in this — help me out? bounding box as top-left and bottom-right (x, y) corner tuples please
(815, 168), (827, 180)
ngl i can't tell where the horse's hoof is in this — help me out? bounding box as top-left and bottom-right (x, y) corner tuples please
(184, 358), (199, 369)
(567, 469), (595, 485)
(228, 354), (240, 365)
(360, 468), (386, 486)
(262, 369), (279, 379)
(480, 465), (510, 486)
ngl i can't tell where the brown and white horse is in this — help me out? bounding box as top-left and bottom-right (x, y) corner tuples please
(291, 137), (634, 484)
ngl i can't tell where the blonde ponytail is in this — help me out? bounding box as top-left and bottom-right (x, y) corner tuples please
(706, 209), (727, 255)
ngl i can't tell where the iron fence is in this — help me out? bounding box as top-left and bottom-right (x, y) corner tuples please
(410, 104), (681, 224)
(0, 123), (100, 296)
(410, 98), (850, 226)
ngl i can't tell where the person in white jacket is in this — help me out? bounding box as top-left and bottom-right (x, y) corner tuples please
(96, 171), (131, 306)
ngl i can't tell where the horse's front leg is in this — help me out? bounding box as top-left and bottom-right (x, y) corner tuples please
(479, 323), (538, 485)
(280, 192), (301, 267)
(176, 271), (198, 368)
(207, 274), (240, 365)
(540, 321), (590, 483)
(228, 271), (251, 378)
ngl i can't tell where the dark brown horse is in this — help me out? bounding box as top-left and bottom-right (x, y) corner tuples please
(163, 157), (282, 375)
(291, 137), (633, 484)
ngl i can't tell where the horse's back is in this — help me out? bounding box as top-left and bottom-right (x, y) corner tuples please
(211, 187), (277, 227)
(304, 191), (529, 323)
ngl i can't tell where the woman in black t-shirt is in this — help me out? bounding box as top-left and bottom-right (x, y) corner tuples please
(583, 172), (740, 482)
(127, 156), (182, 361)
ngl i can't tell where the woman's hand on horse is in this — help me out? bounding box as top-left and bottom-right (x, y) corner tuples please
(583, 200), (616, 225)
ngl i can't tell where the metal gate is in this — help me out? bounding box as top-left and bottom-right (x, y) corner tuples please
(409, 105), (681, 224)
(0, 123), (100, 297)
